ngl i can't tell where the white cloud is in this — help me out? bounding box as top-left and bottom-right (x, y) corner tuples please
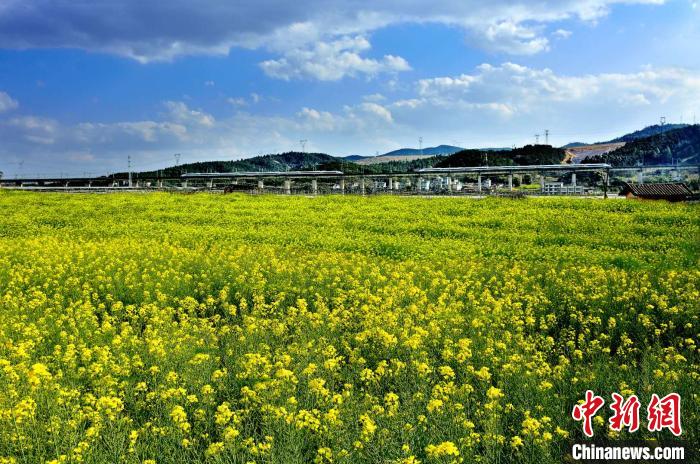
(358, 102), (393, 123)
(414, 63), (700, 113)
(0, 91), (18, 113)
(469, 21), (549, 55)
(297, 107), (338, 131)
(163, 101), (215, 127)
(6, 116), (57, 144)
(227, 97), (248, 107)
(363, 93), (386, 102)
(0, 0), (669, 69)
(553, 28), (573, 38)
(259, 35), (410, 81)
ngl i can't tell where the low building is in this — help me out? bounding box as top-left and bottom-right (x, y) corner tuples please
(542, 182), (585, 195)
(618, 182), (693, 202)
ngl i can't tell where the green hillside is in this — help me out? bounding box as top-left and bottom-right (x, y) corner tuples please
(436, 145), (566, 167)
(113, 152), (338, 178)
(585, 125), (700, 167)
(607, 123), (689, 143)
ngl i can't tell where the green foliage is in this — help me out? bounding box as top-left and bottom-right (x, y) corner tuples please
(437, 145), (565, 167)
(586, 125), (700, 167)
(607, 123), (690, 143)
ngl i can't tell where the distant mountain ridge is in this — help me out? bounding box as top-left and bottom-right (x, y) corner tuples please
(561, 142), (589, 148)
(379, 145), (464, 157)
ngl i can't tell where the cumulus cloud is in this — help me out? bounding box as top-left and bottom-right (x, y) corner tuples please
(358, 102), (393, 123)
(260, 36), (410, 81)
(414, 62), (700, 113)
(468, 21), (549, 55)
(0, 91), (18, 113)
(0, 0), (669, 67)
(163, 101), (215, 127)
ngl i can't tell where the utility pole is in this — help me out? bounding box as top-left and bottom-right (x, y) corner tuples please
(128, 155), (132, 188)
(545, 129), (549, 145)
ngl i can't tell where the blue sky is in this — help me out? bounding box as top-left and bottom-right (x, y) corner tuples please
(0, 0), (699, 176)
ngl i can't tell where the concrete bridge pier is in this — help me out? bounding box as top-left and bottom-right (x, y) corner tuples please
(388, 178), (393, 190)
(393, 178), (399, 191)
(477, 174), (482, 193)
(361, 178), (366, 195)
(508, 174), (513, 191)
(284, 180), (291, 194)
(339, 178), (345, 194)
(637, 170), (644, 184)
(257, 180), (264, 192)
(207, 179), (214, 189)
(571, 173), (576, 187)
(311, 179), (318, 195)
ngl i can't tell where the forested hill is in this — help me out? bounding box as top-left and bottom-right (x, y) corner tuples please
(606, 123), (689, 143)
(436, 145), (566, 167)
(116, 151), (446, 178)
(584, 125), (700, 167)
(116, 152), (339, 177)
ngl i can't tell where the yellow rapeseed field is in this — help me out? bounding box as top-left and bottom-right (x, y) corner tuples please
(0, 191), (697, 463)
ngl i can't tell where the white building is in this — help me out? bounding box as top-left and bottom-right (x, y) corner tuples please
(542, 182), (585, 195)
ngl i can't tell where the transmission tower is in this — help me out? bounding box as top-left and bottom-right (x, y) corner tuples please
(174, 153), (181, 166)
(128, 155), (132, 188)
(419, 137), (423, 156)
(535, 134), (540, 144)
(545, 129), (549, 145)
(299, 139), (308, 153)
